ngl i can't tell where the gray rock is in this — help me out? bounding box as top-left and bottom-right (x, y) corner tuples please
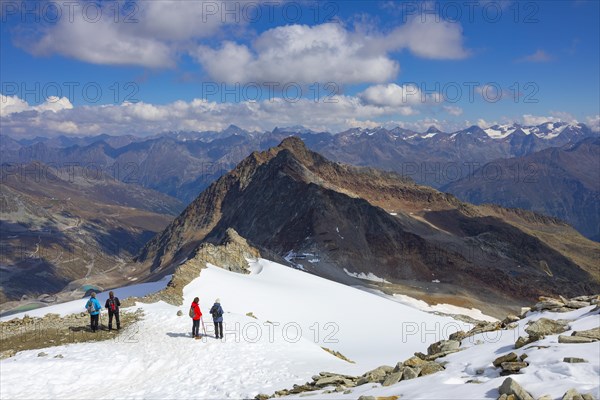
(558, 335), (596, 344)
(533, 300), (564, 311)
(37, 352), (48, 357)
(358, 365), (393, 384)
(525, 318), (569, 336)
(382, 371), (403, 386)
(498, 377), (534, 400)
(562, 388), (584, 400)
(519, 353), (528, 361)
(427, 340), (460, 356)
(500, 362), (528, 374)
(565, 301), (591, 309)
(572, 327), (600, 341)
(563, 357), (588, 363)
(502, 315), (521, 326)
(314, 376), (353, 387)
(493, 352), (518, 367)
(343, 389), (352, 394)
(404, 356), (428, 368)
(420, 362), (445, 376)
(357, 396), (376, 400)
(515, 336), (538, 349)
(402, 366), (420, 380)
(392, 361), (404, 372)
(53, 354), (64, 359)
(176, 310), (183, 317)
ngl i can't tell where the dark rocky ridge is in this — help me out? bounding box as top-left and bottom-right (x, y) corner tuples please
(136, 138), (600, 310)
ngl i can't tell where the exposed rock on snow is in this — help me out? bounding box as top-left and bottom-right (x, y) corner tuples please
(498, 377), (534, 400)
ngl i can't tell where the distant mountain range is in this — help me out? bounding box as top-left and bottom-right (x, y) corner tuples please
(136, 137), (600, 315)
(2, 121), (597, 240)
(445, 137), (600, 241)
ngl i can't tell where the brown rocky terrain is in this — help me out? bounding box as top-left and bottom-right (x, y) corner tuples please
(0, 162), (182, 310)
(136, 137), (600, 313)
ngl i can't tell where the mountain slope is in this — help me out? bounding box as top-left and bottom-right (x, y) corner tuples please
(0, 162), (183, 307)
(137, 137), (600, 314)
(444, 137), (600, 241)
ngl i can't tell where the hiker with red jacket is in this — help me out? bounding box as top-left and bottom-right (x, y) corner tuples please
(105, 291), (121, 331)
(190, 297), (202, 339)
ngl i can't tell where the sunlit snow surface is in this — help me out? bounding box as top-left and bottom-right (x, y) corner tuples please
(1, 259), (598, 399)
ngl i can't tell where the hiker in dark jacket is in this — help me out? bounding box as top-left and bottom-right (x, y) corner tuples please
(85, 292), (102, 332)
(191, 297), (202, 339)
(209, 298), (224, 339)
(105, 291), (121, 331)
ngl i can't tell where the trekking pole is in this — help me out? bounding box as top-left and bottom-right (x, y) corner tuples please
(200, 316), (207, 335)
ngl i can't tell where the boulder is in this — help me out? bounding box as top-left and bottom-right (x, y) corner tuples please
(382, 371), (403, 387)
(392, 361), (404, 372)
(404, 356), (428, 368)
(176, 310), (183, 317)
(401, 366), (420, 380)
(498, 377), (534, 400)
(427, 340), (460, 356)
(562, 388), (584, 400)
(525, 318), (569, 336)
(537, 396), (553, 400)
(532, 300), (564, 311)
(515, 335), (542, 349)
(558, 335), (596, 344)
(565, 301), (591, 309)
(500, 362), (528, 374)
(37, 352), (48, 357)
(356, 366), (392, 385)
(315, 376), (353, 387)
(563, 357), (587, 363)
(572, 327), (600, 341)
(420, 362), (444, 376)
(502, 315), (521, 326)
(581, 394), (596, 400)
(493, 352), (518, 367)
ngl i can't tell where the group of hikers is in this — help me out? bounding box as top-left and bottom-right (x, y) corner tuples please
(84, 291), (121, 332)
(84, 292), (224, 339)
(191, 297), (224, 339)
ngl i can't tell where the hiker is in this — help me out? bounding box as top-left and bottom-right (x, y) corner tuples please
(209, 298), (224, 339)
(85, 292), (102, 332)
(105, 291), (121, 331)
(190, 297), (202, 339)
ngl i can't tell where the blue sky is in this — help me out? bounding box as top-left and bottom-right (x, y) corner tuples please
(0, 0), (598, 136)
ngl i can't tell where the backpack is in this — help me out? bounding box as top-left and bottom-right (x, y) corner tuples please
(108, 298), (116, 312)
(87, 300), (96, 314)
(212, 305), (223, 318)
(189, 305), (195, 318)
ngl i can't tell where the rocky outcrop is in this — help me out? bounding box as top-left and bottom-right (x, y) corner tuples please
(124, 228), (260, 307)
(498, 377), (534, 400)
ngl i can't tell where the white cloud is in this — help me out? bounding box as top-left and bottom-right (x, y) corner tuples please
(0, 95), (29, 117)
(360, 83), (429, 108)
(193, 16), (469, 85)
(383, 15), (470, 60)
(586, 115), (600, 131)
(517, 49), (553, 63)
(443, 105), (463, 116)
(521, 113), (578, 126)
(194, 23), (401, 85)
(18, 1), (244, 68)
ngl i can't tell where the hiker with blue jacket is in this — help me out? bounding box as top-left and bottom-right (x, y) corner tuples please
(85, 292), (102, 332)
(209, 298), (224, 339)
